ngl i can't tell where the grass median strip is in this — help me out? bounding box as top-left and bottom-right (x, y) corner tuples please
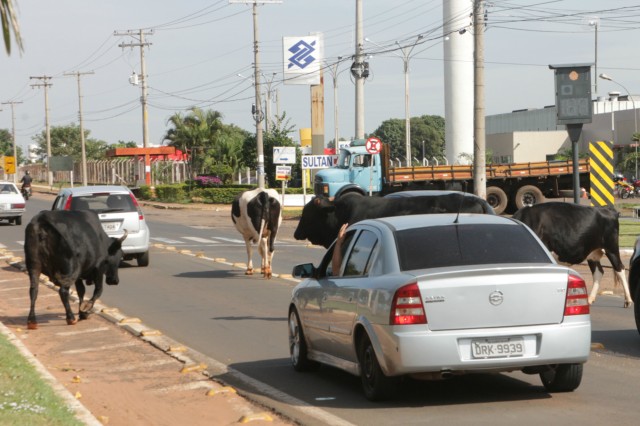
(0, 332), (83, 426)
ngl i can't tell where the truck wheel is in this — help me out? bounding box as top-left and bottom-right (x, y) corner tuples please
(486, 187), (508, 215)
(515, 185), (544, 210)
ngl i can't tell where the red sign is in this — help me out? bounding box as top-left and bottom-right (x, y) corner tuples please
(365, 137), (382, 154)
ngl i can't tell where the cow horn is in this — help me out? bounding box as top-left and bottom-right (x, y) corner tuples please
(119, 229), (128, 242)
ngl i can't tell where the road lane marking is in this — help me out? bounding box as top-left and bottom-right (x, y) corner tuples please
(151, 237), (184, 244)
(182, 236), (220, 244)
(212, 237), (245, 244)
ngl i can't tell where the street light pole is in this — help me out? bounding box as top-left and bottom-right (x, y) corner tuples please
(365, 35), (422, 165)
(589, 19), (599, 98)
(600, 73), (638, 177)
(327, 57), (344, 147)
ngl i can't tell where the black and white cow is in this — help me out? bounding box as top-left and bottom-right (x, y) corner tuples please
(294, 191), (495, 248)
(231, 188), (282, 279)
(513, 202), (633, 308)
(24, 210), (127, 329)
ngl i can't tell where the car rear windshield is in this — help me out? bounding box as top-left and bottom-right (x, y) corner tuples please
(70, 193), (135, 213)
(396, 223), (551, 271)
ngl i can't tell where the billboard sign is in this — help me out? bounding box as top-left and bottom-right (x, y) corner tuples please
(273, 146), (297, 164)
(301, 155), (339, 169)
(283, 35), (322, 85)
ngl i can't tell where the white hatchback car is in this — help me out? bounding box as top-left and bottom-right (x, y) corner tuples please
(289, 213), (591, 401)
(51, 186), (150, 266)
(0, 181), (26, 225)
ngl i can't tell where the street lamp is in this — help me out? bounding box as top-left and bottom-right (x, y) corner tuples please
(589, 19), (599, 98)
(327, 57), (346, 148)
(600, 73), (639, 177)
(365, 35), (423, 166)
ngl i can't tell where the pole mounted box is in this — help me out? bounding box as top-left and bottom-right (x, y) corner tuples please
(549, 63), (593, 125)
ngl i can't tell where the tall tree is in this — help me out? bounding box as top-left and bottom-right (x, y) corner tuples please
(372, 115), (445, 165)
(31, 124), (109, 161)
(242, 112), (297, 188)
(163, 107), (251, 181)
(1, 0), (23, 55)
(0, 127), (24, 163)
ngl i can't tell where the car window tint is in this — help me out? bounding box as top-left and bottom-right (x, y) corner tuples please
(396, 223), (551, 271)
(70, 194), (135, 212)
(343, 230), (378, 277)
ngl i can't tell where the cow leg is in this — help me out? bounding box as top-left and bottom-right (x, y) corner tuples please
(613, 269), (633, 308)
(59, 285), (77, 325)
(27, 271), (40, 330)
(604, 251), (634, 308)
(587, 259), (604, 305)
(244, 239), (254, 275)
(76, 279), (92, 320)
(82, 277), (104, 319)
(259, 237), (272, 279)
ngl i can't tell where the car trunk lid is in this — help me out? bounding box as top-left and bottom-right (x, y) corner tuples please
(415, 265), (570, 331)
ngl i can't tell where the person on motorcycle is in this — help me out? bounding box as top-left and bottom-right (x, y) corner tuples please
(20, 171), (33, 195)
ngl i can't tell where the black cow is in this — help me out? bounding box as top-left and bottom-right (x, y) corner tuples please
(294, 191), (495, 248)
(513, 202), (632, 308)
(25, 210), (127, 329)
(231, 188), (282, 279)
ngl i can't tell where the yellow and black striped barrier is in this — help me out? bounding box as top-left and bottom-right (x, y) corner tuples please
(589, 141), (614, 207)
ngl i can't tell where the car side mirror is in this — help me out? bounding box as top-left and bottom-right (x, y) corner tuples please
(292, 263), (316, 279)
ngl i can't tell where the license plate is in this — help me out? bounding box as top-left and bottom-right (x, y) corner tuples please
(102, 222), (120, 232)
(471, 337), (525, 359)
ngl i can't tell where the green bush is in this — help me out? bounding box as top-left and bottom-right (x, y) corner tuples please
(153, 184), (189, 203)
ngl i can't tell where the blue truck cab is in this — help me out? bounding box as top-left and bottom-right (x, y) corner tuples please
(313, 139), (383, 197)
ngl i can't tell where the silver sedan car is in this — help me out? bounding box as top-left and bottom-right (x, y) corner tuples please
(288, 213), (591, 401)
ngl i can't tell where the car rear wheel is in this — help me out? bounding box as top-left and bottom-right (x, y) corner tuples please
(15, 217), (22, 226)
(358, 335), (397, 401)
(288, 309), (318, 371)
(539, 363), (583, 392)
(137, 251), (150, 267)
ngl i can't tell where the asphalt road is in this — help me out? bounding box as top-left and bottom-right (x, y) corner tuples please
(3, 194), (640, 425)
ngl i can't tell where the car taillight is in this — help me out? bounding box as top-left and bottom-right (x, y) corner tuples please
(129, 193), (144, 220)
(564, 274), (590, 316)
(63, 196), (73, 210)
(390, 282), (427, 325)
(12, 203), (26, 209)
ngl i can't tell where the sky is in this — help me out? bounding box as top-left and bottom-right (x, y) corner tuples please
(2, 0), (640, 156)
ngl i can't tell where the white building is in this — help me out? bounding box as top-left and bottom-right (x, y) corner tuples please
(486, 93), (638, 166)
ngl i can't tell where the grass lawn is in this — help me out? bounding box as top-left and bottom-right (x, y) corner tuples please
(620, 219), (640, 248)
(0, 332), (83, 426)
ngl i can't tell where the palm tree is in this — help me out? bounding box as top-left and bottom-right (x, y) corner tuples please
(1, 0), (23, 55)
(163, 107), (225, 178)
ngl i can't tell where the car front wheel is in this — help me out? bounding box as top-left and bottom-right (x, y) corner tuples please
(288, 309), (318, 371)
(358, 335), (397, 401)
(540, 363), (583, 392)
(137, 251), (150, 267)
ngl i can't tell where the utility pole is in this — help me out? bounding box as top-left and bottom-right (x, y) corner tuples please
(30, 76), (53, 186)
(1, 101), (21, 183)
(473, 0), (486, 199)
(115, 29), (153, 184)
(328, 57), (344, 146)
(64, 71), (94, 186)
(353, 0), (365, 139)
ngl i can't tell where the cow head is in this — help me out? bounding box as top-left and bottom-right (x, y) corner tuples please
(294, 196), (339, 248)
(105, 231), (128, 285)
